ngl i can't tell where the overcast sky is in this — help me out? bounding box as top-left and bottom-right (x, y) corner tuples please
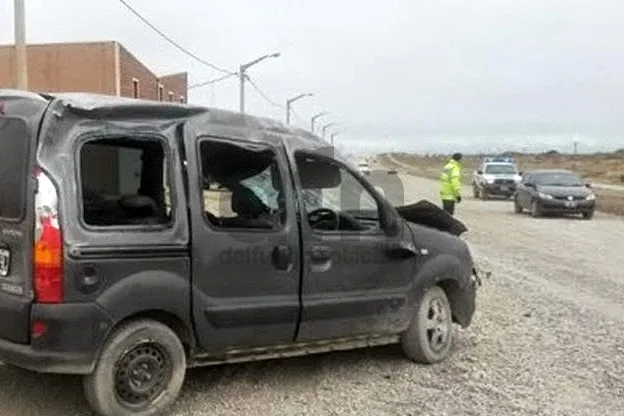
(1, 0), (623, 154)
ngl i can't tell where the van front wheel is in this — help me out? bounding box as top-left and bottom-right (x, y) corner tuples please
(401, 286), (454, 364)
(84, 319), (186, 416)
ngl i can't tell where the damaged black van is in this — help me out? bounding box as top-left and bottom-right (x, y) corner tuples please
(0, 90), (479, 416)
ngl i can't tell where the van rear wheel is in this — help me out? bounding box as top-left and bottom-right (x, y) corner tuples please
(84, 319), (186, 416)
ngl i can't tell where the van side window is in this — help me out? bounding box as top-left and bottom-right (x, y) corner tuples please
(199, 140), (286, 230)
(295, 153), (381, 232)
(0, 117), (29, 220)
(79, 137), (172, 227)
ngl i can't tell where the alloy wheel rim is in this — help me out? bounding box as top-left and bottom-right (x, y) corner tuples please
(425, 298), (450, 352)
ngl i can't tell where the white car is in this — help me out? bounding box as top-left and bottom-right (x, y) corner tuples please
(357, 162), (371, 175)
(472, 160), (522, 199)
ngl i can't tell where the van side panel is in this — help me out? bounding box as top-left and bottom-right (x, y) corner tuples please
(32, 100), (194, 352)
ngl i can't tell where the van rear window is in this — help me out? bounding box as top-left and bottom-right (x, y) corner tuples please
(0, 117), (30, 220)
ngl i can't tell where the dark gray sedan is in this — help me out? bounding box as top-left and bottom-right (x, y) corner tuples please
(514, 169), (596, 219)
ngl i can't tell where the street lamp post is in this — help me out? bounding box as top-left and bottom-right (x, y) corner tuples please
(286, 93), (313, 124)
(321, 122), (337, 140)
(311, 111), (328, 132)
(239, 52), (280, 114)
(329, 128), (345, 145)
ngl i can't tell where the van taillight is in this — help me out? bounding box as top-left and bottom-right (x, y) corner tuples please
(33, 169), (63, 303)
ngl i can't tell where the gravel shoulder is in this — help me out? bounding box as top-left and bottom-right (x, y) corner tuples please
(0, 171), (623, 415)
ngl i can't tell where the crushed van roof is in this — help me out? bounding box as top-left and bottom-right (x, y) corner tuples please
(0, 89), (334, 153)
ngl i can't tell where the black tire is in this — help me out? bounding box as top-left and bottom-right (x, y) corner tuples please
(530, 199), (542, 217)
(401, 286), (454, 364)
(514, 196), (523, 214)
(582, 210), (594, 220)
(84, 319), (186, 416)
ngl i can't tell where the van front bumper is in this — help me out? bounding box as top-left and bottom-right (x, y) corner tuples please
(0, 302), (113, 374)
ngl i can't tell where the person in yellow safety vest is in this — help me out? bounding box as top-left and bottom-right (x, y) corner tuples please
(439, 152), (463, 216)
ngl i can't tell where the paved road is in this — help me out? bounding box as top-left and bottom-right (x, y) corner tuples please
(1, 171), (623, 415)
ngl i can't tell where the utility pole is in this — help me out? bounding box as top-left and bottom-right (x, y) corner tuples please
(311, 111), (328, 132)
(286, 93), (312, 124)
(14, 0), (28, 90)
(239, 52), (280, 114)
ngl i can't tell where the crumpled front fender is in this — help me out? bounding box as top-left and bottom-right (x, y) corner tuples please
(411, 253), (477, 328)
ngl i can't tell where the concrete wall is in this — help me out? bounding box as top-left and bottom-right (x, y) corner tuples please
(118, 43), (158, 100)
(0, 41), (116, 94)
(0, 41), (188, 102)
(118, 44), (187, 102)
(159, 72), (188, 103)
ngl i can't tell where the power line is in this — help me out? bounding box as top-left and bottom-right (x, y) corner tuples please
(118, 0), (321, 121)
(118, 0), (235, 76)
(188, 73), (237, 90)
(246, 76), (284, 109)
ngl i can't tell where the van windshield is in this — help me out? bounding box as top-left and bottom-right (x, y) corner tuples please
(0, 117), (30, 220)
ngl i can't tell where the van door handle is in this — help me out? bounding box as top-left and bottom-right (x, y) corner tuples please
(385, 241), (417, 259)
(272, 245), (292, 271)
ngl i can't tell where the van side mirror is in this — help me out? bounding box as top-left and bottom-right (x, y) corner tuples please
(585, 183), (592, 188)
(477, 170), (483, 175)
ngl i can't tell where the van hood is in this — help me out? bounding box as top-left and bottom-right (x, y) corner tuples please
(395, 200), (467, 236)
(396, 200), (474, 272)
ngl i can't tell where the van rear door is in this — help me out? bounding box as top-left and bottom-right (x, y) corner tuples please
(0, 93), (47, 344)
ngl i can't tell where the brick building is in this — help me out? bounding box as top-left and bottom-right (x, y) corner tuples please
(0, 40), (188, 103)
